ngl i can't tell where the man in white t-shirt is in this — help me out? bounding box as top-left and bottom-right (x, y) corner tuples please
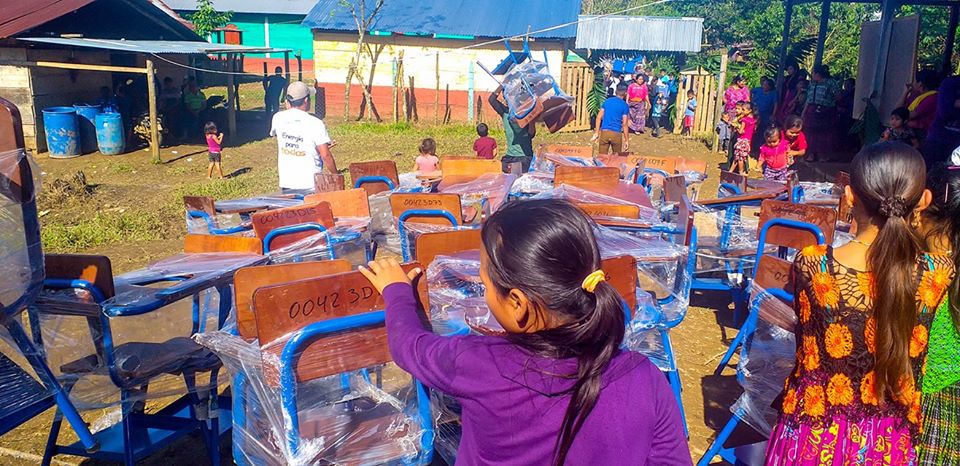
(269, 81), (338, 194)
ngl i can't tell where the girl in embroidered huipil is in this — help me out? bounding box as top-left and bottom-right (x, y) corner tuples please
(765, 142), (955, 465)
(916, 164), (960, 466)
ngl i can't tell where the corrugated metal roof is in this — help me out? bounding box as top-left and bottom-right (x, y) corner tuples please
(163, 0), (317, 15)
(303, 0), (580, 39)
(575, 16), (703, 52)
(0, 0), (96, 38)
(0, 0), (198, 40)
(19, 37), (291, 53)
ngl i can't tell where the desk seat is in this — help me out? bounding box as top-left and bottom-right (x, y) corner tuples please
(60, 337), (219, 382)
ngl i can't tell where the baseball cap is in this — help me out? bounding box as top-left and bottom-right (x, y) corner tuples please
(285, 81), (315, 102)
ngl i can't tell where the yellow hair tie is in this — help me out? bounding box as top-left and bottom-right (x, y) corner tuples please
(581, 270), (607, 293)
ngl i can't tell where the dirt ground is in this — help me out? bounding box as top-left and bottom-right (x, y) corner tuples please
(2, 116), (845, 465)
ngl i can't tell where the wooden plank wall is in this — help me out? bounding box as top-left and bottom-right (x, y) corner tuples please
(673, 68), (717, 135)
(0, 48), (113, 153)
(560, 62), (593, 132)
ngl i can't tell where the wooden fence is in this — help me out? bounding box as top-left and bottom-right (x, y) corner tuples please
(674, 67), (718, 135)
(560, 62), (594, 132)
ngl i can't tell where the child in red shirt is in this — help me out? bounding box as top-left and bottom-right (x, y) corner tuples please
(759, 126), (791, 181)
(473, 123), (498, 159)
(782, 115), (808, 161)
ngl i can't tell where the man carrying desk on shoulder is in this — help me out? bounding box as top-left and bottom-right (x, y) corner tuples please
(270, 81), (338, 195)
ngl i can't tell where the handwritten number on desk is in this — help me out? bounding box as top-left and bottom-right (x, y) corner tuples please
(287, 287), (375, 319)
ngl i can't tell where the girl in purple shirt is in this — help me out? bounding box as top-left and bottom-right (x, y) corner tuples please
(361, 200), (691, 465)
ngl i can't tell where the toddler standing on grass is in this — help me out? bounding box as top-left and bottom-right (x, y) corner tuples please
(473, 123), (498, 159)
(204, 121), (223, 180)
(415, 137), (440, 173)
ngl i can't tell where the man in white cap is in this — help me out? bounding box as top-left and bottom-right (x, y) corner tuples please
(269, 81), (337, 194)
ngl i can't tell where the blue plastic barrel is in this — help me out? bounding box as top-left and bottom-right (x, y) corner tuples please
(95, 112), (125, 155)
(74, 104), (101, 154)
(41, 107), (80, 158)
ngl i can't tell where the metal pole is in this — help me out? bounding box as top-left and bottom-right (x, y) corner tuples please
(944, 4), (959, 74)
(284, 51), (291, 82)
(392, 58), (399, 123)
(872, 0), (899, 100)
(297, 52), (303, 82)
(435, 52), (440, 124)
(145, 59), (159, 162)
(468, 61), (475, 122)
(775, 0), (795, 102)
(814, 0), (832, 67)
(227, 54), (237, 136)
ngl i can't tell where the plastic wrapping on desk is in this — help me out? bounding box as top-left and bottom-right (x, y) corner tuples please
(266, 224), (371, 267)
(501, 60), (573, 131)
(439, 173), (516, 217)
(730, 286), (797, 437)
(185, 211), (249, 236)
(1, 149), (43, 311)
(798, 181), (841, 206)
(194, 334), (428, 465)
(31, 284), (228, 411)
(532, 184), (660, 221)
(215, 196), (303, 213)
(107, 253), (266, 311)
(368, 176), (433, 255)
(680, 170), (707, 184)
(509, 173), (554, 195)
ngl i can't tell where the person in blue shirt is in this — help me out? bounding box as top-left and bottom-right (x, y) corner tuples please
(751, 77), (777, 148)
(592, 84), (630, 154)
(651, 80), (670, 137)
(682, 90), (697, 138)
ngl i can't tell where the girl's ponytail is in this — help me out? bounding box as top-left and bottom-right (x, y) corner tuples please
(850, 143), (927, 402)
(869, 203), (923, 402)
(554, 280), (624, 466)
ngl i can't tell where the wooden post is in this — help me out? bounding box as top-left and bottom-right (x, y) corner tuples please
(226, 54), (237, 136)
(814, 1), (831, 68)
(435, 52), (440, 124)
(146, 58), (160, 162)
(712, 51), (729, 152)
(775, 0), (795, 105)
(944, 4), (959, 75)
(872, 0), (900, 100)
(284, 51), (291, 82)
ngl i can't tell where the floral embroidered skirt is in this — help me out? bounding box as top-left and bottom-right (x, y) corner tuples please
(765, 416), (916, 465)
(763, 165), (789, 182)
(733, 138), (752, 163)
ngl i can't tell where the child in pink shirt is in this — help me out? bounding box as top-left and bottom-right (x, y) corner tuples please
(204, 121), (224, 179)
(415, 137), (440, 173)
(758, 126), (791, 181)
(731, 102), (757, 175)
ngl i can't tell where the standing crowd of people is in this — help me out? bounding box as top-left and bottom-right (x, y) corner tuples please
(593, 63), (689, 155)
(720, 63), (960, 177)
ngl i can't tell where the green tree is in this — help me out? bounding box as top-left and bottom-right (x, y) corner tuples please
(187, 0), (232, 38)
